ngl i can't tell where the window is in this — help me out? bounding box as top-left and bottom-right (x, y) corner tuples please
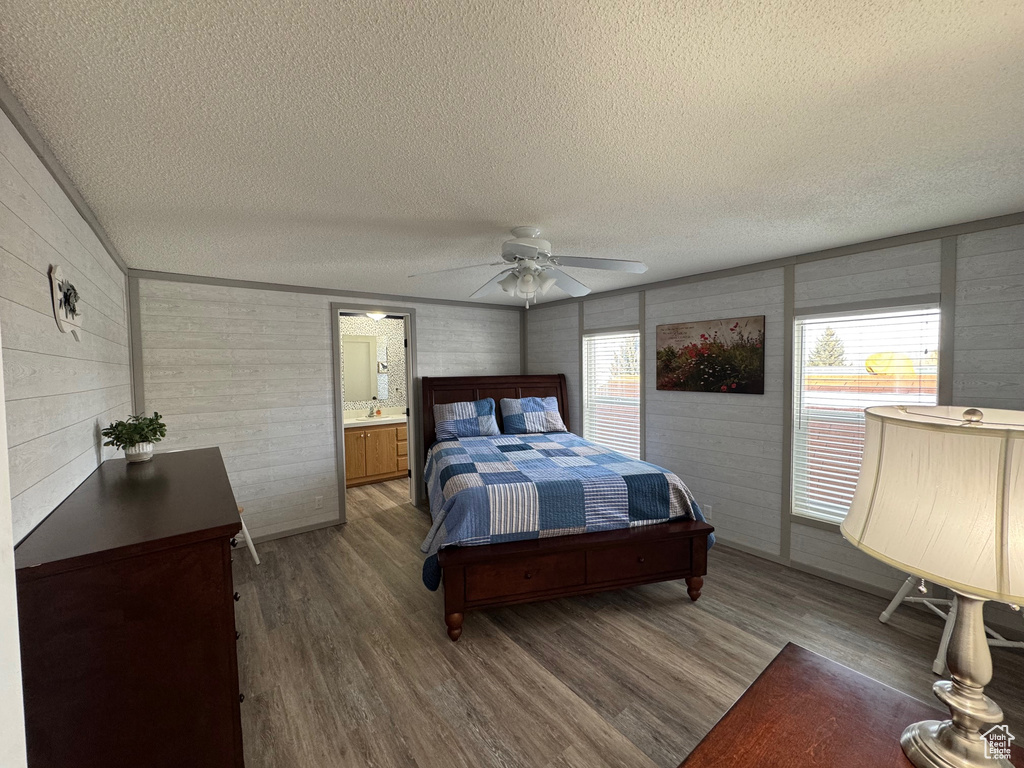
(792, 306), (940, 523)
(583, 330), (642, 458)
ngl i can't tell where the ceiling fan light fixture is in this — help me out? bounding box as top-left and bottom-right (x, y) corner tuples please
(517, 273), (537, 294)
(498, 272), (519, 294)
(455, 227), (647, 304)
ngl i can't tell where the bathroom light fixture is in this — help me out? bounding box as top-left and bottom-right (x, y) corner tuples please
(366, 312), (387, 321)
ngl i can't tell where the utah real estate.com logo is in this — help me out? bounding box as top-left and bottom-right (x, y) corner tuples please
(983, 724), (1015, 761)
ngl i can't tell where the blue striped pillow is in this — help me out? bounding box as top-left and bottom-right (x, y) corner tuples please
(499, 397), (567, 434)
(433, 398), (500, 441)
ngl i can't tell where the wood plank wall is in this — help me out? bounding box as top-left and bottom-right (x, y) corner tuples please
(646, 270), (786, 556)
(526, 296), (645, 437)
(788, 240), (942, 593)
(582, 293), (640, 331)
(524, 223), (1024, 636)
(793, 240), (941, 306)
(949, 225), (1024, 635)
(524, 302), (582, 432)
(0, 309), (28, 767)
(955, 224), (1024, 409)
(0, 111), (130, 543)
(137, 279), (521, 540)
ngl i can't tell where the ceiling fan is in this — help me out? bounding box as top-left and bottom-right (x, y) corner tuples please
(409, 227), (648, 308)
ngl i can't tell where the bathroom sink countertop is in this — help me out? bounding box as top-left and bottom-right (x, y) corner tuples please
(343, 414), (407, 427)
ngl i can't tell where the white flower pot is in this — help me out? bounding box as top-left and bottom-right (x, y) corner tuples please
(124, 442), (154, 463)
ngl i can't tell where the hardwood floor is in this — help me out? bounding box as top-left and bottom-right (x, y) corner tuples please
(233, 479), (1024, 768)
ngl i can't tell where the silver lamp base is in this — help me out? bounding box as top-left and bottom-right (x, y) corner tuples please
(900, 592), (1012, 768)
(902, 720), (1011, 768)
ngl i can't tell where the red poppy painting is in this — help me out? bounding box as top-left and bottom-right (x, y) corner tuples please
(656, 315), (765, 394)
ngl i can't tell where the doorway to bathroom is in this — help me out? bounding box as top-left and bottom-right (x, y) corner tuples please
(330, 304), (418, 525)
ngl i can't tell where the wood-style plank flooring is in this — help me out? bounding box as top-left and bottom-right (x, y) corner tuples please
(233, 479), (1024, 768)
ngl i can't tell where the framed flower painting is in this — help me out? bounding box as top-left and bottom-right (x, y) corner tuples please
(655, 315), (765, 394)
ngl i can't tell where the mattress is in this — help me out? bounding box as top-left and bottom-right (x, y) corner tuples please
(420, 431), (710, 589)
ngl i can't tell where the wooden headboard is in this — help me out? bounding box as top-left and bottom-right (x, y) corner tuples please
(421, 374), (569, 456)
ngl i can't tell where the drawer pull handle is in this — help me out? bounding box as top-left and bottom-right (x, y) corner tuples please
(637, 556), (646, 564)
(230, 538), (238, 548)
(236, 631), (241, 640)
(239, 693), (245, 703)
(524, 571), (532, 579)
(233, 592), (241, 601)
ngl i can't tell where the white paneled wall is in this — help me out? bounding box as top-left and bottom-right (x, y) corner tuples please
(0, 322), (27, 767)
(525, 303), (581, 432)
(138, 279), (520, 540)
(417, 304), (521, 378)
(955, 224), (1024, 632)
(789, 238), (943, 592)
(955, 224), (1024, 409)
(524, 223), (1023, 631)
(790, 524), (906, 593)
(645, 270), (786, 555)
(794, 240), (941, 306)
(0, 110), (130, 542)
(583, 293), (640, 331)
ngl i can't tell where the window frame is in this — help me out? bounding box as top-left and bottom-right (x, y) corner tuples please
(581, 327), (643, 459)
(790, 302), (941, 525)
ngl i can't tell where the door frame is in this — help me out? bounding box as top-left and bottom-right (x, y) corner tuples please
(330, 303), (419, 524)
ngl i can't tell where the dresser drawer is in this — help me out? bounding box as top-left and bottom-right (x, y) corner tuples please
(398, 455), (408, 472)
(397, 440), (408, 457)
(397, 424), (408, 441)
(465, 551), (585, 602)
(586, 537), (691, 583)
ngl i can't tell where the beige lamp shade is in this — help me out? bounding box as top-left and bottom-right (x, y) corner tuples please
(841, 405), (1024, 603)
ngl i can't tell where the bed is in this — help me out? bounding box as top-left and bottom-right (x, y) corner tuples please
(421, 373), (714, 641)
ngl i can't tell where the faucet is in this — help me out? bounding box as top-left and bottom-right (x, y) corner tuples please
(366, 396), (377, 418)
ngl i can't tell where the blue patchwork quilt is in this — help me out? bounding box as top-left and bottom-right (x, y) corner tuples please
(420, 432), (712, 590)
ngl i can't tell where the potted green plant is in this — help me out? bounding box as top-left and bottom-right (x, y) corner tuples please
(101, 412), (167, 463)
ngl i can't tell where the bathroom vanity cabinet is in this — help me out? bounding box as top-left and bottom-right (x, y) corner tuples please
(344, 421), (409, 487)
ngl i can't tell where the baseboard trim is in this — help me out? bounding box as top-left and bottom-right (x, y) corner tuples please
(787, 560), (894, 600)
(715, 539), (899, 601)
(713, 539), (788, 566)
(250, 519), (341, 545)
(788, 560), (1024, 642)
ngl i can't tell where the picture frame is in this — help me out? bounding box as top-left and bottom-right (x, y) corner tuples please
(655, 315), (765, 394)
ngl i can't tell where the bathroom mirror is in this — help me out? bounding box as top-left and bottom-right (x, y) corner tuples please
(342, 334), (379, 401)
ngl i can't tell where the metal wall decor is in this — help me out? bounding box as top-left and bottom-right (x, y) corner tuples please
(49, 265), (84, 341)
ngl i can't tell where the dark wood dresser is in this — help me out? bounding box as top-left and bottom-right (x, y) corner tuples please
(15, 447), (245, 768)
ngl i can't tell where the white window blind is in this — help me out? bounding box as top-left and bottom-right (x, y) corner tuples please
(582, 330), (642, 458)
(792, 306), (940, 523)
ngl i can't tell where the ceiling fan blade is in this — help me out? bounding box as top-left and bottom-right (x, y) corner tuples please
(550, 269), (591, 297)
(551, 255), (648, 274)
(469, 269), (515, 299)
(408, 261), (505, 278)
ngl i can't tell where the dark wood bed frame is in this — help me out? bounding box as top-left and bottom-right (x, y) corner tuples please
(423, 373), (714, 641)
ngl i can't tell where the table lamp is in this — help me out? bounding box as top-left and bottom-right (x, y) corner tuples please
(841, 405), (1022, 768)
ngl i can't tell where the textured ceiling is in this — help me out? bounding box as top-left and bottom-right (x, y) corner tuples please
(1, 1), (1023, 305)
